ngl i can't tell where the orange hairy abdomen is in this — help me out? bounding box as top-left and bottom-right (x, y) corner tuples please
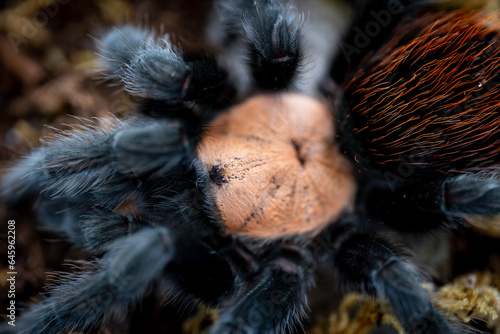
(197, 94), (356, 238)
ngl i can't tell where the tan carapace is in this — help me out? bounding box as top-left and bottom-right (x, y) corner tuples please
(197, 93), (356, 238)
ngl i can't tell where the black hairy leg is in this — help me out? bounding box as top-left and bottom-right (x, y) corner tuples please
(209, 0), (303, 91)
(0, 116), (205, 251)
(1, 117), (197, 209)
(7, 227), (233, 334)
(323, 221), (461, 334)
(444, 172), (500, 219)
(79, 211), (153, 253)
(97, 25), (228, 113)
(358, 171), (500, 233)
(208, 248), (309, 334)
(242, 0), (303, 90)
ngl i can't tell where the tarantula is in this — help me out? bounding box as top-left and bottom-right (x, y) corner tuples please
(2, 0), (500, 333)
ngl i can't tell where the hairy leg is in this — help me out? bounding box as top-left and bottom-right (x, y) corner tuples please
(331, 230), (462, 333)
(208, 247), (309, 334)
(363, 170), (500, 233)
(9, 227), (232, 334)
(1, 117), (197, 209)
(209, 0), (303, 91)
(98, 25), (228, 110)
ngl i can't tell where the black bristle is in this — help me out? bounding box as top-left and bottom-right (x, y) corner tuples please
(243, 0), (303, 89)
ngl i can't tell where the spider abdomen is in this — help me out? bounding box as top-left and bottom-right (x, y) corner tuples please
(344, 11), (500, 174)
(198, 93), (356, 238)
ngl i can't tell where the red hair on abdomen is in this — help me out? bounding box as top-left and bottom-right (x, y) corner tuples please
(344, 10), (500, 174)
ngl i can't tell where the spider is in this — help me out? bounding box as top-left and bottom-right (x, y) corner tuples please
(2, 0), (500, 333)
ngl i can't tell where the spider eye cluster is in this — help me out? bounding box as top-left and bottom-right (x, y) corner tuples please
(209, 164), (228, 186)
(197, 93), (356, 238)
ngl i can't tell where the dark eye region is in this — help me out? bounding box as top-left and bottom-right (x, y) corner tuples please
(209, 164), (228, 186)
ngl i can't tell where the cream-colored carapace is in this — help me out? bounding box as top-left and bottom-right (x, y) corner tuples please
(197, 93), (356, 239)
